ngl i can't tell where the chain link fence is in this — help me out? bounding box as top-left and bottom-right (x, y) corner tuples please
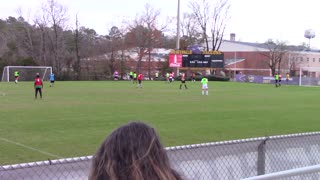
(1, 132), (320, 180)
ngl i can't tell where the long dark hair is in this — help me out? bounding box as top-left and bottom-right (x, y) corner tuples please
(89, 121), (182, 180)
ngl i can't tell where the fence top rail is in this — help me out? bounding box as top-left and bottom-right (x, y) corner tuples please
(0, 156), (93, 171)
(4, 66), (52, 68)
(166, 131), (320, 151)
(1, 131), (320, 171)
(242, 164), (320, 180)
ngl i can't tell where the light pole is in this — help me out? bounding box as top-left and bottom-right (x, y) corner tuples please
(234, 51), (237, 80)
(176, 0), (180, 50)
(176, 0), (180, 75)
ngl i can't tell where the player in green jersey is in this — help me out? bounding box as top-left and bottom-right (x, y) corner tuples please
(201, 76), (208, 95)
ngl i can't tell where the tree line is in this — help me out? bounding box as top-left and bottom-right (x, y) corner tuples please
(0, 0), (231, 80)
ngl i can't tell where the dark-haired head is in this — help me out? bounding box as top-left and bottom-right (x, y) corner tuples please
(89, 121), (181, 180)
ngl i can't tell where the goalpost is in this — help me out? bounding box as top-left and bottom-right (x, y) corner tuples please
(299, 67), (320, 87)
(1, 66), (52, 82)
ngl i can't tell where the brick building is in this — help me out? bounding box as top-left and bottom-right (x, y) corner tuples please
(215, 35), (320, 77)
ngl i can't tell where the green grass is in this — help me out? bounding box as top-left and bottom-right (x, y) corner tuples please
(1, 80), (320, 165)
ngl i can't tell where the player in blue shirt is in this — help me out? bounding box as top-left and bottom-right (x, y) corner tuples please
(49, 73), (55, 87)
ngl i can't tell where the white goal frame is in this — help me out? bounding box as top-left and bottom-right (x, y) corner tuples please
(1, 66), (53, 82)
(299, 67), (320, 86)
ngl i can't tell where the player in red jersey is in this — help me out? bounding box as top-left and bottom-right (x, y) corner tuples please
(34, 73), (43, 99)
(137, 73), (143, 88)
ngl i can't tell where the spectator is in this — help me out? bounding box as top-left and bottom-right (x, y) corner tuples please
(89, 121), (182, 180)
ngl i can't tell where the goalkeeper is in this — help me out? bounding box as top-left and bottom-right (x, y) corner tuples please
(14, 71), (19, 84)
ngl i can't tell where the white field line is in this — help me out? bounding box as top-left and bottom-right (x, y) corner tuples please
(0, 137), (62, 159)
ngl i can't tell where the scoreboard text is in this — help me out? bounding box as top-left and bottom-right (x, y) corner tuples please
(176, 51), (224, 68)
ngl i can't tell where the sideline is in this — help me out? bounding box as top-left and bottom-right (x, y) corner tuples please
(0, 137), (62, 159)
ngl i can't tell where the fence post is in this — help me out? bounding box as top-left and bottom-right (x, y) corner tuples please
(257, 138), (268, 175)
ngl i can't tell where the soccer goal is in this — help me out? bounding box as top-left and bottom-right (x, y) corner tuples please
(1, 66), (52, 82)
(299, 67), (320, 86)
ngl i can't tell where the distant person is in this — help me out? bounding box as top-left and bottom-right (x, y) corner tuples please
(49, 73), (55, 87)
(155, 72), (159, 80)
(278, 74), (282, 86)
(169, 72), (173, 83)
(34, 73), (43, 99)
(113, 70), (119, 80)
(166, 72), (170, 83)
(132, 72), (137, 84)
(89, 121), (182, 180)
(172, 72), (175, 82)
(201, 76), (209, 95)
(129, 71), (133, 81)
(274, 73), (279, 87)
(179, 73), (188, 89)
(14, 71), (19, 84)
(191, 73), (196, 82)
(137, 73), (143, 88)
(286, 73), (290, 85)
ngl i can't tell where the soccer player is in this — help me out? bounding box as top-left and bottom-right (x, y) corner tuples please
(137, 73), (143, 88)
(166, 72), (169, 83)
(14, 71), (19, 84)
(278, 74), (282, 86)
(191, 73), (196, 82)
(169, 72), (173, 83)
(113, 70), (119, 80)
(133, 72), (137, 84)
(49, 73), (55, 87)
(129, 71), (133, 81)
(155, 72), (159, 80)
(274, 73), (279, 87)
(179, 73), (188, 89)
(34, 73), (43, 99)
(201, 76), (208, 95)
(286, 73), (290, 85)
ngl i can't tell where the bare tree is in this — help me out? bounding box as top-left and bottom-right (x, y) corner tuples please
(189, 0), (210, 50)
(260, 40), (288, 76)
(180, 13), (202, 48)
(282, 51), (305, 76)
(210, 0), (230, 51)
(34, 11), (49, 66)
(106, 26), (122, 76)
(189, 0), (230, 51)
(126, 4), (165, 78)
(74, 14), (81, 80)
(16, 9), (37, 61)
(42, 0), (68, 76)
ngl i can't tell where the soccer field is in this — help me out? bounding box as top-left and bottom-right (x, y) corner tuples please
(0, 80), (320, 165)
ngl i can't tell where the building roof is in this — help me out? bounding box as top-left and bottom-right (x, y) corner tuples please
(211, 40), (320, 53)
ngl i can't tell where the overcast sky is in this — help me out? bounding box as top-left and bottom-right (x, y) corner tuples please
(1, 0), (320, 48)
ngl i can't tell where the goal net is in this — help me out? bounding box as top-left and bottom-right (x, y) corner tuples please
(299, 67), (320, 86)
(1, 66), (52, 82)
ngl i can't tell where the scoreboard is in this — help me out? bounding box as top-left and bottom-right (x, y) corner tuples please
(170, 50), (224, 68)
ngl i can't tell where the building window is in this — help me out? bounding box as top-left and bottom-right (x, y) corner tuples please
(319, 58), (320, 62)
(301, 57), (303, 61)
(313, 58), (315, 62)
(307, 58), (309, 62)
